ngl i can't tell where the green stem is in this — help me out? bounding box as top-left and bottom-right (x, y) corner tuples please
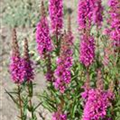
(18, 85), (23, 120)
(27, 81), (34, 119)
(29, 98), (34, 118)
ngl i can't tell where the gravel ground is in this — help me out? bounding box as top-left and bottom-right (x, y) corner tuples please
(1, 0), (78, 120)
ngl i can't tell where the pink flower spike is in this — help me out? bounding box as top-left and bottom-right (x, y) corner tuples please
(49, 0), (63, 35)
(36, 1), (53, 58)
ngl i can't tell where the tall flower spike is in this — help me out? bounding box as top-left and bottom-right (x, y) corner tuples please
(36, 1), (53, 58)
(22, 38), (34, 81)
(107, 0), (120, 47)
(54, 32), (73, 93)
(82, 71), (114, 120)
(49, 0), (63, 35)
(11, 29), (20, 57)
(77, 0), (93, 31)
(77, 0), (103, 31)
(82, 88), (114, 120)
(10, 29), (23, 83)
(80, 34), (95, 67)
(92, 0), (103, 27)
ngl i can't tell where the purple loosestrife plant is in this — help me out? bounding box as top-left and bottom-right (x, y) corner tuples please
(36, 1), (53, 58)
(23, 38), (37, 119)
(7, 0), (120, 119)
(77, 0), (93, 31)
(54, 30), (73, 93)
(92, 0), (103, 27)
(79, 34), (95, 67)
(81, 70), (114, 120)
(10, 29), (24, 84)
(22, 38), (34, 82)
(9, 29), (25, 120)
(108, 0), (120, 47)
(77, 0), (103, 31)
(36, 1), (54, 82)
(82, 89), (113, 120)
(49, 0), (63, 35)
(9, 30), (39, 120)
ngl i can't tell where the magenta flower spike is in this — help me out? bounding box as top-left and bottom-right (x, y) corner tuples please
(10, 29), (24, 84)
(54, 31), (74, 93)
(81, 70), (114, 120)
(79, 34), (95, 67)
(36, 1), (53, 58)
(22, 38), (34, 82)
(49, 0), (63, 35)
(92, 0), (103, 27)
(107, 0), (120, 47)
(82, 89), (114, 120)
(77, 0), (103, 30)
(77, 0), (92, 31)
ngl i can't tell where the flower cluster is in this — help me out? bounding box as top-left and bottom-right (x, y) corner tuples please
(10, 29), (34, 84)
(77, 0), (103, 30)
(36, 1), (53, 58)
(22, 38), (34, 81)
(107, 0), (120, 47)
(10, 29), (24, 84)
(92, 0), (103, 27)
(82, 89), (114, 120)
(82, 70), (114, 120)
(52, 112), (67, 120)
(49, 0), (63, 35)
(10, 56), (24, 83)
(54, 32), (73, 93)
(79, 34), (95, 67)
(77, 0), (93, 30)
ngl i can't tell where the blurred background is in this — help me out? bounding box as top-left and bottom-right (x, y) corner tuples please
(0, 0), (108, 120)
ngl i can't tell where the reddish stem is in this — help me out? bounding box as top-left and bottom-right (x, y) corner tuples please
(18, 85), (23, 120)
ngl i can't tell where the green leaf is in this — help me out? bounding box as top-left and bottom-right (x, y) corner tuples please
(5, 89), (19, 106)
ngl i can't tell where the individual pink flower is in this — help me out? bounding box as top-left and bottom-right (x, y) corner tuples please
(80, 34), (95, 67)
(49, 0), (63, 35)
(36, 1), (53, 58)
